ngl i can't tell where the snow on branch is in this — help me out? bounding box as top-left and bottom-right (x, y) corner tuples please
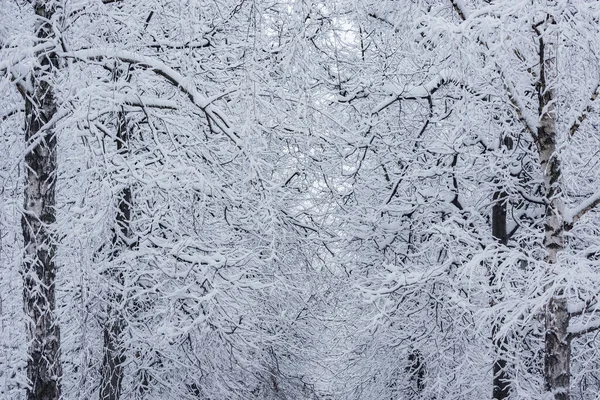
(0, 40), (56, 97)
(60, 49), (241, 146)
(144, 235), (227, 276)
(569, 81), (600, 136)
(147, 39), (210, 50)
(91, 90), (178, 109)
(450, 0), (470, 21)
(0, 41), (56, 77)
(502, 74), (538, 137)
(569, 297), (599, 317)
(0, 106), (23, 121)
(564, 189), (600, 230)
(449, 0), (538, 137)
(568, 318), (600, 338)
(373, 71), (452, 114)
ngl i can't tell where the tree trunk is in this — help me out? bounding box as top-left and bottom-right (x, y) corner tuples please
(99, 311), (126, 400)
(407, 349), (425, 394)
(99, 104), (131, 400)
(539, 118), (570, 399)
(539, 115), (570, 400)
(491, 183), (510, 400)
(21, 2), (62, 400)
(534, 20), (570, 400)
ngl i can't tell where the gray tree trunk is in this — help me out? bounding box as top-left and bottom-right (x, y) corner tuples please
(99, 104), (131, 400)
(21, 2), (62, 400)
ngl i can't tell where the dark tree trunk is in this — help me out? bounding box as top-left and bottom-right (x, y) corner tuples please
(407, 349), (425, 394)
(99, 105), (131, 400)
(21, 2), (62, 400)
(491, 183), (510, 400)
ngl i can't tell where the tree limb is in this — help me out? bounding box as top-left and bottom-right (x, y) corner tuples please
(569, 318), (600, 339)
(0, 106), (24, 121)
(0, 41), (56, 78)
(569, 81), (600, 136)
(60, 48), (241, 146)
(449, 0), (469, 21)
(564, 189), (600, 230)
(91, 91), (178, 109)
(373, 71), (451, 114)
(449, 0), (537, 137)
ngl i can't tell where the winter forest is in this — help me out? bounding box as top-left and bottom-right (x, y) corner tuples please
(3, 1), (600, 400)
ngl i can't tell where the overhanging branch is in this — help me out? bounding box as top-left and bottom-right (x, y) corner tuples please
(0, 41), (56, 78)
(61, 49), (241, 147)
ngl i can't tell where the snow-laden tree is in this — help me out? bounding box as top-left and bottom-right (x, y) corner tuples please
(3, 0), (342, 399)
(305, 1), (600, 399)
(5, 1), (600, 400)
(433, 2), (600, 398)
(0, 1), (66, 398)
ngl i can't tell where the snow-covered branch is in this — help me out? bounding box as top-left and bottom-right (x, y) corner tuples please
(569, 297), (599, 317)
(0, 42), (56, 77)
(91, 90), (178, 109)
(569, 81), (600, 137)
(568, 318), (600, 338)
(0, 106), (23, 121)
(449, 0), (470, 21)
(564, 189), (600, 230)
(373, 71), (453, 114)
(60, 49), (241, 146)
(502, 74), (538, 137)
(449, 0), (537, 137)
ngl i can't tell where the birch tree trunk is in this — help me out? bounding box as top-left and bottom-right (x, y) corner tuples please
(534, 19), (570, 400)
(21, 2), (62, 399)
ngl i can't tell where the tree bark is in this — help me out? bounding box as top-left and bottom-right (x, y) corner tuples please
(407, 349), (425, 394)
(99, 103), (131, 400)
(21, 2), (62, 400)
(491, 181), (510, 400)
(534, 20), (570, 400)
